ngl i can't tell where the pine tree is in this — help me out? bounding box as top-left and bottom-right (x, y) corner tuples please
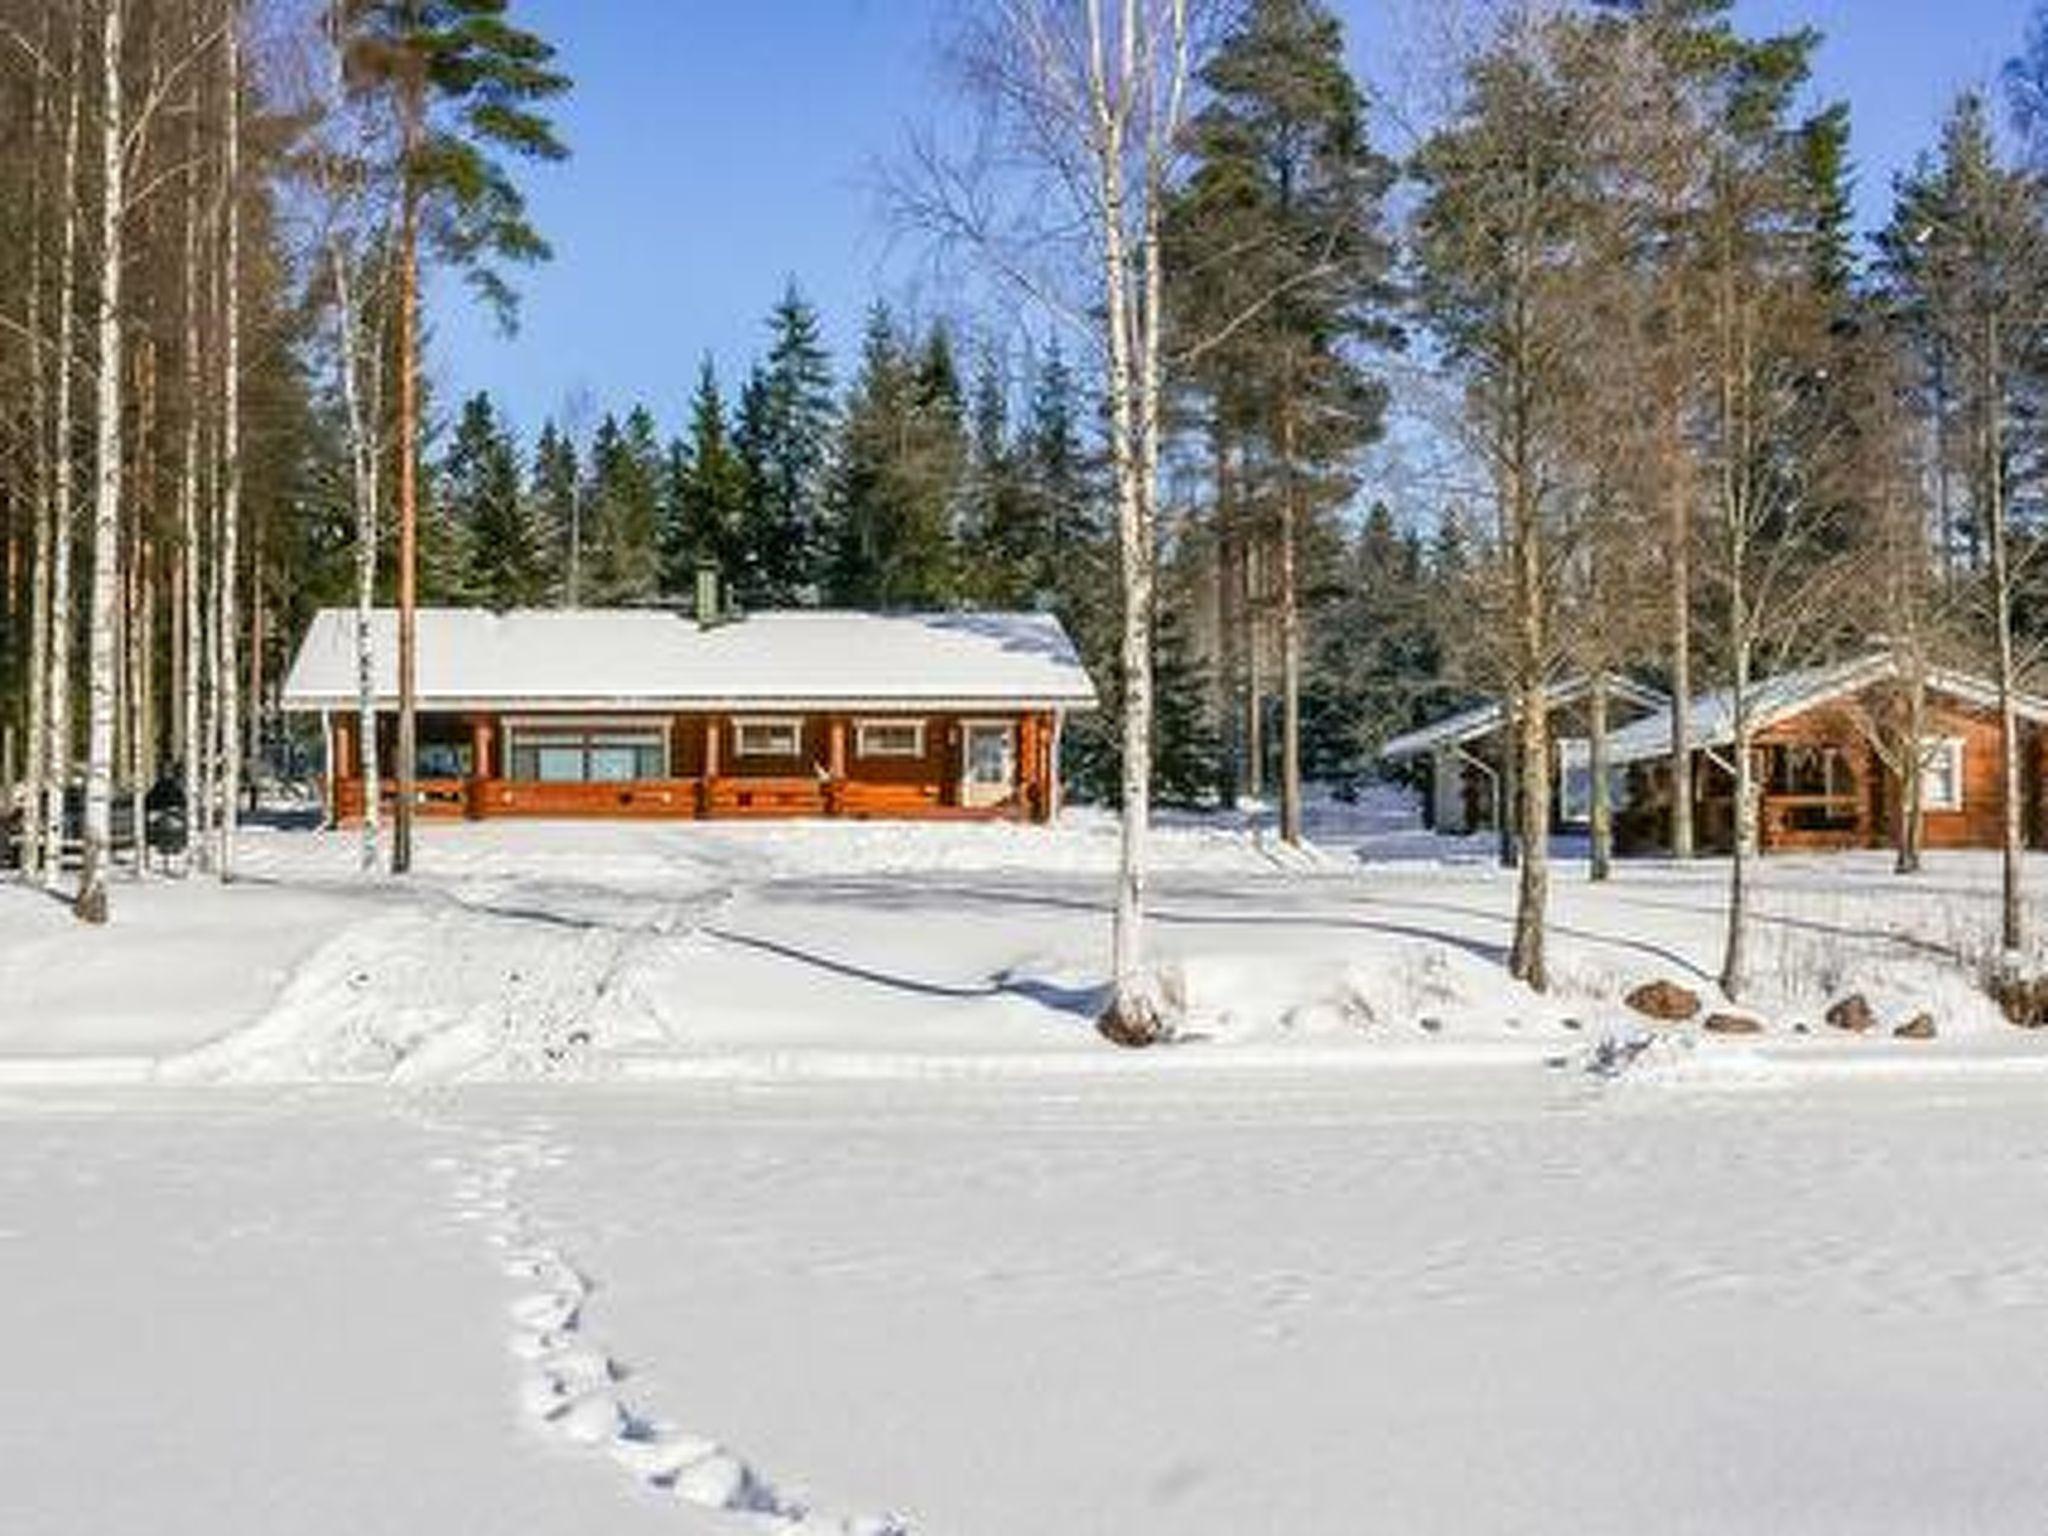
(336, 0), (569, 874)
(1169, 0), (1394, 842)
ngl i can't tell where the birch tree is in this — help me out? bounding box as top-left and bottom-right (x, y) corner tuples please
(1414, 5), (1600, 990)
(74, 0), (128, 923)
(907, 0), (1205, 1043)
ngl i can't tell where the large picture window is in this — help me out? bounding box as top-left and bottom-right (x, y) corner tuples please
(856, 719), (926, 759)
(735, 717), (803, 758)
(507, 724), (666, 783)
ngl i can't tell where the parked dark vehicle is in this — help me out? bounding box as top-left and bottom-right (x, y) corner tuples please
(2, 777), (188, 870)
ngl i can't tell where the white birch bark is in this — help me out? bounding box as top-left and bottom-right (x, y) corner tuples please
(214, 7), (243, 879)
(179, 51), (206, 876)
(22, 30), (53, 882)
(76, 0), (127, 924)
(43, 10), (86, 889)
(332, 246), (383, 869)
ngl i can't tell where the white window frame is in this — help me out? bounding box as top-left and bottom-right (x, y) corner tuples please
(856, 719), (927, 759)
(1920, 736), (1966, 813)
(1557, 737), (1591, 825)
(733, 716), (803, 759)
(503, 717), (671, 781)
(960, 718), (1017, 803)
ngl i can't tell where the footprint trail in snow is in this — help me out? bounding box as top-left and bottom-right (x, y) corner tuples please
(434, 1120), (910, 1535)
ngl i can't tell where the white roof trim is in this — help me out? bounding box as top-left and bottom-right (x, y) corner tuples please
(1604, 653), (2048, 767)
(1380, 675), (1668, 762)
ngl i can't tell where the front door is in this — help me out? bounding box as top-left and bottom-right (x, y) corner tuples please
(961, 721), (1016, 809)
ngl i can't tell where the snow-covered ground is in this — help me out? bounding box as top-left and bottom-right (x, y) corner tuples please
(5, 795), (2048, 1531)
(4, 792), (2044, 1080)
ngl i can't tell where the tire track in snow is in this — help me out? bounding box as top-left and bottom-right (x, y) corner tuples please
(429, 1113), (911, 1535)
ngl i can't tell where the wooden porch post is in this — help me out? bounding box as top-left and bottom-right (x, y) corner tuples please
(1050, 710), (1065, 822)
(467, 716), (493, 821)
(827, 718), (847, 816)
(332, 712), (360, 825)
(1019, 712), (1041, 821)
(703, 716), (721, 819)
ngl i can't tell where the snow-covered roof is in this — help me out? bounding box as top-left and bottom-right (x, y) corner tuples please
(1379, 676), (1668, 762)
(1604, 652), (2048, 766)
(281, 608), (1100, 713)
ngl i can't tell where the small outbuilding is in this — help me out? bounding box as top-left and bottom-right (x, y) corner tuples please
(1379, 676), (1668, 836)
(281, 607), (1098, 825)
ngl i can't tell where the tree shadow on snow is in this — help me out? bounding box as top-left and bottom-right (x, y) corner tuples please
(702, 926), (1106, 1021)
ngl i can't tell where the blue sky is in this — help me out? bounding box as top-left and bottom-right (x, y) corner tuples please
(432, 0), (2041, 439)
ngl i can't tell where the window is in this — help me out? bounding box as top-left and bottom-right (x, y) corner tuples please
(1921, 737), (1965, 812)
(1769, 744), (1855, 799)
(1556, 738), (1625, 827)
(416, 742), (473, 780)
(963, 721), (1014, 787)
(507, 725), (666, 783)
(734, 717), (802, 758)
(856, 719), (926, 759)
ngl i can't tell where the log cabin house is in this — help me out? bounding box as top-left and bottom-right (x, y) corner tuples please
(281, 607), (1097, 825)
(1606, 653), (2048, 854)
(1379, 676), (1669, 836)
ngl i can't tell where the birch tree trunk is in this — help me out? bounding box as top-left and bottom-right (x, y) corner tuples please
(1236, 536), (1253, 798)
(215, 9), (243, 880)
(1097, 3), (1149, 1037)
(1094, 0), (1187, 1045)
(77, 0), (127, 924)
(43, 14), (85, 890)
(22, 34), (53, 882)
(332, 245), (383, 870)
(180, 123), (206, 875)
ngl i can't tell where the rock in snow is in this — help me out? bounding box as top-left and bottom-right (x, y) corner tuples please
(1826, 994), (1878, 1033)
(1625, 979), (1701, 1022)
(1703, 1011), (1766, 1035)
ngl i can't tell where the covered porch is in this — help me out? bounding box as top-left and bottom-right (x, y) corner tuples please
(321, 707), (1062, 826)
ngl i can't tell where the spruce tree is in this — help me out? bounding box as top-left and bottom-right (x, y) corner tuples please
(962, 348), (1036, 605)
(530, 420), (580, 603)
(825, 307), (965, 607)
(739, 282), (836, 603)
(581, 409), (663, 604)
(673, 361), (750, 601)
(444, 393), (547, 608)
